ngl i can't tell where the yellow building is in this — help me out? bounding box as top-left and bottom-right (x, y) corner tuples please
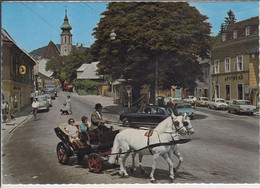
(211, 17), (259, 104)
(2, 29), (36, 114)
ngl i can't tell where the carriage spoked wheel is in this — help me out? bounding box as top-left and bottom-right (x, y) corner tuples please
(57, 142), (70, 165)
(88, 153), (104, 173)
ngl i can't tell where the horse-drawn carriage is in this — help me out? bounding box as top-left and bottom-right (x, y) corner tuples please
(54, 122), (119, 173)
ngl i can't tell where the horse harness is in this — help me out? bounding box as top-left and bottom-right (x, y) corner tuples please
(146, 129), (161, 155)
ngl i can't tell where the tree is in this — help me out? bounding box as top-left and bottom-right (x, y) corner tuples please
(91, 2), (211, 100)
(218, 10), (236, 35)
(45, 48), (93, 82)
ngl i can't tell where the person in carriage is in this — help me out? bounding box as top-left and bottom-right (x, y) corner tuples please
(91, 103), (110, 134)
(79, 116), (91, 144)
(65, 118), (84, 149)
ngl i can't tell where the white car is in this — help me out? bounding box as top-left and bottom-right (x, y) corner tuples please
(208, 98), (228, 110)
(42, 94), (52, 107)
(228, 100), (256, 115)
(35, 95), (49, 112)
(196, 97), (209, 107)
(184, 96), (197, 104)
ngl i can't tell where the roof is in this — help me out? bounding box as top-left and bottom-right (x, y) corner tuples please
(41, 40), (60, 59)
(77, 62), (103, 80)
(37, 58), (53, 77)
(77, 64), (89, 72)
(226, 16), (259, 32)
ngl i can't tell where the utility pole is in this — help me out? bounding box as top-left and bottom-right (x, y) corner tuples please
(155, 56), (158, 105)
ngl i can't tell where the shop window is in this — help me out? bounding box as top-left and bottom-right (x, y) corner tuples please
(214, 60), (219, 74)
(226, 85), (230, 100)
(204, 89), (208, 97)
(225, 57), (230, 72)
(238, 84), (243, 100)
(237, 55), (243, 71)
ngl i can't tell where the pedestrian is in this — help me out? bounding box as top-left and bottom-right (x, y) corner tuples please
(1, 99), (7, 123)
(65, 95), (72, 114)
(29, 91), (35, 104)
(34, 90), (39, 97)
(5, 102), (11, 122)
(31, 98), (39, 120)
(91, 103), (109, 133)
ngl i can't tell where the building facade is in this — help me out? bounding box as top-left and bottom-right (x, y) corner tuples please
(210, 16), (259, 104)
(2, 29), (36, 113)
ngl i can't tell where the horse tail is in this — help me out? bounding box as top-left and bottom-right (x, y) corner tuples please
(108, 133), (120, 164)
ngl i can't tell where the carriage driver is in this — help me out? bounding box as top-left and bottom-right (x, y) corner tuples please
(91, 103), (109, 133)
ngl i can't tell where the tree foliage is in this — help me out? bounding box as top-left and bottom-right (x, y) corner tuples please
(45, 48), (93, 82)
(91, 2), (211, 91)
(218, 10), (236, 34)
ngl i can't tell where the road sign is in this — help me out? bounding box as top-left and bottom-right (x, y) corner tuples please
(125, 85), (132, 91)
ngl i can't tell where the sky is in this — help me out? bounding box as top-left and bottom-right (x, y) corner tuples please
(2, 1), (259, 53)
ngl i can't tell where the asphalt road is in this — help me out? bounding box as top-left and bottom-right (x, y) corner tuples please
(2, 92), (259, 184)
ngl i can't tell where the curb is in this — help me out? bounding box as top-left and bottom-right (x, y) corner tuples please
(9, 114), (32, 134)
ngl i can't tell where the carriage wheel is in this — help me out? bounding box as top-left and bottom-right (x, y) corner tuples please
(57, 142), (70, 165)
(88, 153), (103, 173)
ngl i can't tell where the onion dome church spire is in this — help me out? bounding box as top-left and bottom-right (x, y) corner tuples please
(60, 9), (72, 56)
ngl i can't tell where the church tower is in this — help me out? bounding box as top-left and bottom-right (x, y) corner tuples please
(60, 10), (72, 56)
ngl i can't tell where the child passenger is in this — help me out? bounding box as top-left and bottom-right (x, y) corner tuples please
(65, 118), (84, 149)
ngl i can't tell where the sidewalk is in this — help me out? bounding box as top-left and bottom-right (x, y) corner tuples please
(1, 106), (32, 143)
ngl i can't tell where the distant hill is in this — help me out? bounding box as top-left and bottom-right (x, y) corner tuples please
(29, 44), (88, 60)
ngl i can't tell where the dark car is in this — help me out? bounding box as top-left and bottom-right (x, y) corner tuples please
(119, 105), (172, 127)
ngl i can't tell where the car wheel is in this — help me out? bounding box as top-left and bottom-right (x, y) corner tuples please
(57, 142), (70, 165)
(228, 109), (231, 113)
(122, 118), (130, 127)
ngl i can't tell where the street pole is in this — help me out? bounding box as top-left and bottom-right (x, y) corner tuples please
(155, 56), (158, 105)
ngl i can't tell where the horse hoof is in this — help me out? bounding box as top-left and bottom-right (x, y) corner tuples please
(140, 169), (146, 174)
(151, 180), (157, 183)
(124, 174), (130, 178)
(170, 179), (175, 183)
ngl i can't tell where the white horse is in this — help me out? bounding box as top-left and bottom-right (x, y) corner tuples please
(130, 114), (195, 178)
(108, 114), (187, 182)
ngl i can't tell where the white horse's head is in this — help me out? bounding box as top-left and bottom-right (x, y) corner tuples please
(182, 113), (194, 135)
(171, 113), (187, 135)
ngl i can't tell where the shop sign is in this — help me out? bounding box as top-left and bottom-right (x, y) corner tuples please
(19, 65), (26, 74)
(225, 75), (243, 81)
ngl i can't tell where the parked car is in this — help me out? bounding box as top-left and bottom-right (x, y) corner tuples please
(172, 102), (195, 119)
(228, 100), (256, 115)
(119, 105), (172, 127)
(35, 95), (49, 112)
(208, 98), (228, 110)
(183, 96), (197, 104)
(44, 89), (56, 99)
(42, 94), (52, 107)
(166, 98), (183, 108)
(196, 97), (209, 107)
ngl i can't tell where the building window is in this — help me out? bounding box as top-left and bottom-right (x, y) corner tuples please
(225, 57), (230, 72)
(233, 30), (238, 39)
(238, 84), (243, 100)
(237, 55), (243, 71)
(214, 84), (220, 99)
(214, 60), (219, 74)
(226, 85), (230, 100)
(222, 33), (226, 42)
(245, 26), (250, 36)
(204, 69), (208, 79)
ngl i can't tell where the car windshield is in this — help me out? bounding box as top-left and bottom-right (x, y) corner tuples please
(172, 99), (182, 102)
(37, 97), (46, 102)
(177, 104), (192, 108)
(216, 100), (225, 103)
(202, 98), (208, 101)
(45, 86), (55, 89)
(189, 96), (194, 99)
(237, 101), (251, 105)
(45, 90), (54, 94)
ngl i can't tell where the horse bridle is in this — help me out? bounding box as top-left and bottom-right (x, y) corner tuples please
(170, 115), (185, 135)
